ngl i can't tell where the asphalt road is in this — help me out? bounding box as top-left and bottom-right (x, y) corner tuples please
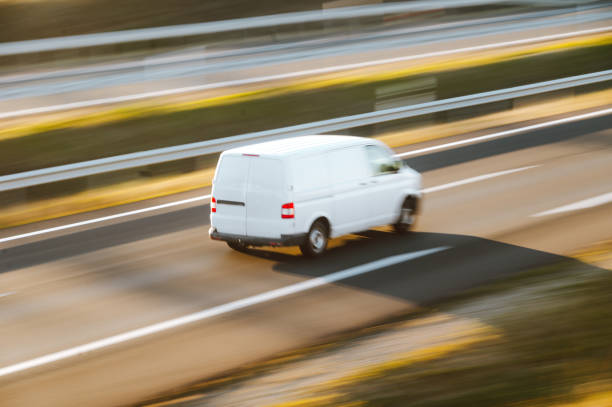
(1, 5), (610, 119)
(0, 111), (611, 406)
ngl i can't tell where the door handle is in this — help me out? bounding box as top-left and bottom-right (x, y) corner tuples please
(358, 182), (368, 186)
(370, 180), (378, 184)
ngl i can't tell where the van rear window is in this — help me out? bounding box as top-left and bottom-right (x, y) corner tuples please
(215, 155), (249, 188)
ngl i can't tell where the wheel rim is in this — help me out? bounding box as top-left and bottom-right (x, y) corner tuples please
(310, 228), (326, 252)
(400, 207), (414, 225)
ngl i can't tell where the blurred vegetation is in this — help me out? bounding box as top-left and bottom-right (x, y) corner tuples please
(0, 0), (326, 42)
(0, 41), (610, 176)
(318, 260), (612, 407)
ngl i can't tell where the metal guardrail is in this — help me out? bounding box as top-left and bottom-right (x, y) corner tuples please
(0, 0), (536, 57)
(0, 70), (610, 192)
(2, 27), (608, 121)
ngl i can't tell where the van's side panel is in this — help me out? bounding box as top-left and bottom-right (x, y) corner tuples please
(245, 157), (288, 238)
(290, 154), (333, 235)
(211, 136), (422, 250)
(211, 154), (250, 236)
(328, 146), (371, 237)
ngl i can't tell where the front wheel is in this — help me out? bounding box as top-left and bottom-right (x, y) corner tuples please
(393, 197), (417, 234)
(300, 220), (329, 257)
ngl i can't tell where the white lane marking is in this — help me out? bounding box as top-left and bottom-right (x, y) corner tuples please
(0, 246), (449, 377)
(0, 27), (608, 120)
(397, 107), (612, 158)
(531, 192), (612, 217)
(0, 194), (210, 244)
(422, 165), (539, 194)
(0, 292), (15, 298)
(0, 166), (540, 244)
(4, 102), (604, 244)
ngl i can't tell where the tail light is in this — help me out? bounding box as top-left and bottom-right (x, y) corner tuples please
(281, 202), (295, 219)
(211, 197), (217, 213)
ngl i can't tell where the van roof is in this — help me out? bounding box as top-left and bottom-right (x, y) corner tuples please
(224, 135), (371, 158)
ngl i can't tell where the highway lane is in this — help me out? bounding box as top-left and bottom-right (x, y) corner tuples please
(1, 109), (609, 250)
(0, 113), (611, 406)
(1, 5), (610, 119)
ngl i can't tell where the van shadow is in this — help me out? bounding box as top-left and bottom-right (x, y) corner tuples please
(241, 230), (599, 305)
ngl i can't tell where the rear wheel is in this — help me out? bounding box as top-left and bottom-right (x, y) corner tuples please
(227, 241), (248, 252)
(393, 197), (417, 234)
(300, 220), (329, 257)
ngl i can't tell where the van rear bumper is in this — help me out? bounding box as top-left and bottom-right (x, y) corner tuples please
(209, 228), (306, 247)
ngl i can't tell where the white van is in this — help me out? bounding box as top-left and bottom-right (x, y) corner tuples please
(210, 135), (421, 256)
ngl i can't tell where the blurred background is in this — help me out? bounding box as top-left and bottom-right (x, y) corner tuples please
(0, 0), (609, 220)
(0, 0), (610, 406)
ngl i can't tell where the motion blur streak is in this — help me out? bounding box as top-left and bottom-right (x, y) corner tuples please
(0, 6), (584, 84)
(0, 27), (608, 120)
(422, 166), (539, 194)
(397, 107), (612, 157)
(0, 195), (210, 244)
(2, 108), (606, 245)
(0, 246), (448, 377)
(532, 192), (612, 217)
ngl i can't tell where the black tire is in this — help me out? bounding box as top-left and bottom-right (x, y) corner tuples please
(227, 241), (248, 252)
(393, 197), (417, 234)
(300, 220), (329, 257)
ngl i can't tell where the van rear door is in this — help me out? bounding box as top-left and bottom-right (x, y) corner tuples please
(212, 154), (250, 235)
(246, 157), (285, 238)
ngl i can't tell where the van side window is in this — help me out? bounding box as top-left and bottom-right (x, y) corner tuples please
(366, 145), (399, 175)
